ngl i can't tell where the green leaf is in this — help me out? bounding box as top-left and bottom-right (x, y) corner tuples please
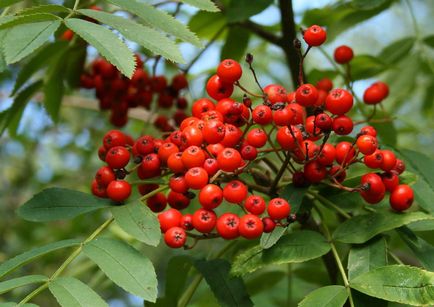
(220, 26), (250, 62)
(78, 9), (184, 63)
(0, 80), (43, 137)
(194, 259), (253, 307)
(231, 230), (330, 276)
(351, 0), (388, 10)
(397, 149), (434, 214)
(298, 285), (348, 307)
(12, 41), (68, 96)
(17, 5), (71, 15)
(280, 183), (309, 214)
(17, 188), (113, 222)
(4, 20), (61, 64)
(0, 303), (38, 307)
(107, 0), (201, 47)
(378, 37), (415, 65)
(65, 18), (135, 78)
(350, 265), (434, 306)
(64, 45), (87, 89)
(49, 277), (108, 307)
(0, 275), (47, 294)
(181, 0), (219, 12)
(83, 238), (157, 302)
(397, 227), (434, 271)
(370, 110), (397, 146)
(333, 211), (434, 244)
(348, 236), (387, 281)
(188, 11), (226, 39)
(0, 0), (24, 9)
(0, 13), (59, 30)
(245, 271), (285, 295)
(225, 0), (273, 22)
(423, 35), (434, 48)
(350, 55), (386, 80)
(422, 80), (434, 112)
(0, 239), (80, 278)
(111, 202), (160, 246)
(260, 226), (287, 249)
(43, 48), (67, 122)
(307, 69), (339, 84)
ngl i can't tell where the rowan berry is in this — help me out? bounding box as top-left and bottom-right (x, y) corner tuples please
(105, 146), (130, 169)
(217, 59), (242, 84)
(334, 45), (354, 64)
(164, 227), (186, 248)
(223, 180), (248, 203)
(295, 84), (318, 107)
(216, 213), (240, 239)
(199, 184), (223, 210)
(390, 184), (413, 211)
(267, 198), (291, 220)
(192, 208), (217, 233)
(244, 195), (266, 215)
(239, 214), (264, 239)
(107, 180), (131, 202)
(158, 209), (182, 233)
(303, 25), (327, 46)
(206, 75), (234, 101)
(217, 148), (242, 172)
(185, 167), (209, 189)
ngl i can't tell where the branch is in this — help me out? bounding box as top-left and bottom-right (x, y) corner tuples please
(235, 20), (281, 45)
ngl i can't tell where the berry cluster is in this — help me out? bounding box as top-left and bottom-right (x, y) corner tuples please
(80, 56), (189, 128)
(90, 24), (414, 249)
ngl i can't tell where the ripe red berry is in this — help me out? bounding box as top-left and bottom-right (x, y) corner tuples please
(252, 105), (273, 125)
(316, 78), (333, 92)
(334, 45), (354, 64)
(216, 213), (240, 239)
(206, 75), (234, 101)
(315, 113), (333, 132)
(360, 173), (386, 204)
(267, 198), (291, 220)
(305, 115), (322, 140)
(158, 209), (182, 233)
(164, 227), (186, 248)
(167, 152), (185, 173)
(364, 150), (384, 169)
(317, 143), (336, 166)
(91, 179), (107, 198)
(360, 126), (377, 137)
(217, 59), (242, 84)
(158, 142), (179, 164)
(105, 146), (130, 169)
(192, 208), (217, 233)
(220, 124), (243, 147)
(244, 195), (266, 215)
(381, 172), (400, 192)
(199, 184), (223, 210)
(107, 180), (131, 202)
(141, 153), (161, 172)
(185, 167), (209, 190)
(295, 84), (319, 107)
(264, 84), (287, 104)
(182, 125), (204, 147)
(380, 150), (397, 172)
(262, 217), (276, 233)
(392, 159), (406, 175)
(169, 175), (188, 193)
(356, 135), (378, 155)
(276, 126), (303, 150)
(203, 158), (219, 176)
(223, 180), (248, 204)
(325, 89), (353, 115)
(303, 25), (327, 46)
(203, 120), (226, 144)
(239, 214), (264, 239)
(217, 148), (242, 172)
(147, 192), (167, 212)
(95, 166), (116, 186)
(134, 136), (154, 156)
(332, 115), (353, 135)
(103, 130), (127, 149)
(192, 98), (215, 118)
(246, 128), (267, 148)
(181, 146), (206, 168)
(181, 214), (194, 230)
(335, 141), (356, 165)
(363, 82), (389, 104)
(240, 144), (258, 161)
(304, 161), (327, 183)
(167, 191), (190, 210)
(390, 184), (414, 211)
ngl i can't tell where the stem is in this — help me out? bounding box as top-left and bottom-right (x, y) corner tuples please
(65, 0), (80, 19)
(19, 217), (114, 305)
(307, 191), (352, 219)
(269, 150), (291, 196)
(235, 81), (264, 98)
(1, 6), (11, 17)
(389, 251), (404, 265)
(139, 185), (169, 202)
(404, 0), (420, 39)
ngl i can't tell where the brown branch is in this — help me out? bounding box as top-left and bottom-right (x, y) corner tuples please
(235, 20), (281, 45)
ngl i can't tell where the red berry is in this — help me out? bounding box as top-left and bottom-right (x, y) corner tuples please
(203, 158), (219, 176)
(246, 128), (267, 148)
(390, 184), (413, 211)
(264, 84), (287, 104)
(316, 78), (333, 92)
(356, 135), (378, 155)
(158, 142), (179, 164)
(103, 130), (127, 149)
(325, 89), (353, 115)
(164, 227), (186, 248)
(262, 217), (276, 233)
(315, 113), (333, 132)
(381, 172), (400, 192)
(216, 213), (240, 239)
(335, 141), (356, 165)
(240, 144), (258, 161)
(363, 82), (389, 104)
(169, 175), (188, 193)
(158, 209), (182, 233)
(220, 124), (243, 147)
(199, 184), (223, 210)
(147, 192), (167, 212)
(317, 143), (336, 166)
(192, 98), (215, 118)
(95, 166), (116, 186)
(244, 195), (266, 215)
(360, 126), (377, 137)
(105, 146), (130, 169)
(303, 25), (327, 46)
(304, 161), (327, 183)
(192, 208), (217, 233)
(203, 120), (226, 144)
(380, 150), (397, 172)
(239, 214), (264, 239)
(332, 115), (353, 135)
(181, 146), (206, 168)
(364, 150), (384, 169)
(217, 148), (242, 172)
(276, 126), (303, 150)
(392, 159), (406, 175)
(267, 198), (291, 220)
(172, 73), (188, 91)
(185, 167), (209, 189)
(206, 75), (234, 100)
(91, 179), (107, 198)
(360, 173), (386, 204)
(334, 45), (354, 64)
(107, 180), (131, 202)
(252, 105), (273, 125)
(135, 136), (154, 156)
(223, 180), (248, 203)
(217, 59), (242, 84)
(181, 214), (194, 230)
(167, 191), (190, 210)
(167, 152), (185, 173)
(295, 84), (318, 107)
(141, 153), (161, 172)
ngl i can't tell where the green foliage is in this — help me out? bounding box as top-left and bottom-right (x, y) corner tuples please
(194, 259), (253, 307)
(298, 285), (348, 307)
(397, 227), (434, 271)
(378, 37), (415, 65)
(82, 238), (158, 302)
(49, 277), (108, 307)
(333, 211), (434, 244)
(181, 0), (219, 12)
(0, 275), (47, 295)
(111, 202), (160, 246)
(350, 55), (386, 80)
(17, 188), (113, 222)
(221, 26), (250, 62)
(225, 0), (273, 23)
(231, 231), (330, 276)
(350, 265), (434, 305)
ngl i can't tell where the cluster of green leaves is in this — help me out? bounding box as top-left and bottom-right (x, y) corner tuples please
(0, 0), (218, 137)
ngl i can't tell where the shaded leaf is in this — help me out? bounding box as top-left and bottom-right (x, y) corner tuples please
(397, 227), (434, 271)
(333, 211), (434, 244)
(370, 110), (397, 146)
(260, 226), (287, 249)
(17, 5), (71, 15)
(181, 0), (219, 12)
(0, 275), (47, 294)
(221, 26), (250, 62)
(0, 239), (80, 278)
(350, 265), (434, 306)
(4, 20), (61, 64)
(225, 0), (273, 23)
(245, 271), (285, 295)
(298, 285), (348, 307)
(49, 277), (108, 307)
(65, 18), (135, 78)
(0, 0), (24, 9)
(83, 238), (157, 302)
(423, 35), (434, 48)
(107, 0), (201, 47)
(378, 37), (415, 65)
(351, 0), (388, 10)
(0, 13), (59, 30)
(280, 183), (309, 214)
(195, 259), (253, 307)
(350, 55), (386, 80)
(188, 11), (226, 39)
(111, 202), (160, 246)
(231, 230), (330, 276)
(17, 188), (113, 222)
(348, 236), (387, 281)
(78, 9), (184, 63)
